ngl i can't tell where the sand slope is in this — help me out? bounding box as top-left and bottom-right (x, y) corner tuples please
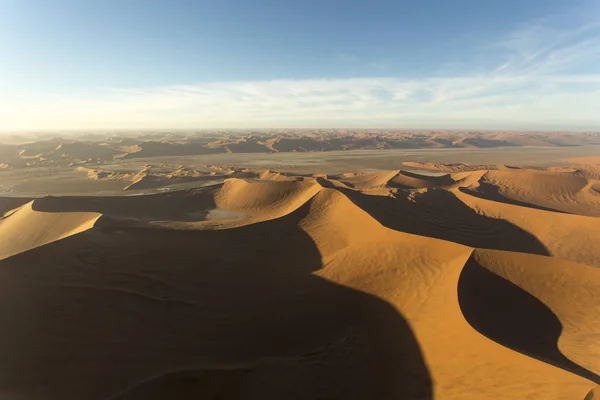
(0, 169), (598, 399)
(336, 170), (400, 190)
(453, 187), (600, 267)
(388, 170), (485, 189)
(470, 169), (600, 216)
(0, 201), (100, 260)
(465, 249), (600, 378)
(214, 178), (322, 218)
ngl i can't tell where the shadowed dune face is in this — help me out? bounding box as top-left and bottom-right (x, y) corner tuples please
(0, 197), (33, 215)
(387, 170), (457, 189)
(458, 255), (600, 384)
(0, 201), (432, 400)
(451, 187), (600, 268)
(339, 188), (550, 255)
(587, 387), (600, 400)
(30, 188), (219, 222)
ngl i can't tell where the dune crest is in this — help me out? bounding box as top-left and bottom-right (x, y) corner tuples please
(472, 169), (600, 216)
(337, 170), (400, 189)
(214, 178), (322, 218)
(452, 187), (600, 267)
(0, 200), (101, 260)
(461, 250), (600, 381)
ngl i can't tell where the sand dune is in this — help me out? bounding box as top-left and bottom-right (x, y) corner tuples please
(464, 249), (600, 378)
(0, 200), (100, 260)
(387, 170), (485, 189)
(214, 178), (322, 218)
(452, 187), (600, 267)
(469, 169), (600, 216)
(256, 169), (296, 181)
(0, 166), (598, 399)
(334, 170), (400, 190)
(0, 197), (32, 215)
(30, 188), (218, 222)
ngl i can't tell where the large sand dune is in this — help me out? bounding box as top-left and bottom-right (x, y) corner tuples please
(466, 169), (600, 216)
(0, 200), (100, 260)
(0, 163), (599, 399)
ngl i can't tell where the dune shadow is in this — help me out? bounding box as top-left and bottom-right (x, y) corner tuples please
(30, 187), (219, 222)
(386, 170), (454, 190)
(339, 188), (550, 256)
(315, 177), (340, 188)
(0, 197), (33, 215)
(0, 200), (432, 400)
(457, 256), (600, 384)
(458, 184), (569, 214)
(329, 178), (356, 188)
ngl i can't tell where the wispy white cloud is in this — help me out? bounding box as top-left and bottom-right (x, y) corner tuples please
(2, 17), (600, 131)
(493, 20), (600, 75)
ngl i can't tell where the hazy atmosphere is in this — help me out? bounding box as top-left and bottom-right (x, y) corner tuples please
(2, 0), (600, 130)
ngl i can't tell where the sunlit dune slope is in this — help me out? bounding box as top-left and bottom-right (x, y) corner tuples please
(0, 200), (100, 260)
(452, 187), (600, 267)
(336, 170), (400, 189)
(29, 188), (218, 222)
(468, 169), (600, 216)
(214, 178), (322, 218)
(256, 169), (297, 181)
(302, 190), (598, 399)
(388, 170), (485, 189)
(465, 249), (600, 378)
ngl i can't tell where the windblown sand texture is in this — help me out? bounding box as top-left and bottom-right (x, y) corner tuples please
(0, 161), (599, 400)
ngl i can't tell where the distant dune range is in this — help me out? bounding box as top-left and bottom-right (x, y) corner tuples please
(1, 157), (600, 400)
(1, 130), (600, 168)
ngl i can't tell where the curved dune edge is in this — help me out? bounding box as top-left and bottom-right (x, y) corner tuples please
(327, 169), (486, 191)
(387, 169), (486, 190)
(586, 386), (600, 400)
(213, 177), (322, 218)
(302, 190), (597, 398)
(475, 169), (600, 217)
(337, 170), (401, 189)
(452, 187), (600, 267)
(334, 168), (600, 218)
(0, 200), (101, 260)
(256, 169), (297, 181)
(464, 249), (600, 380)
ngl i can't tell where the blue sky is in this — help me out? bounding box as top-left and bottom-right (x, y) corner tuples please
(1, 0), (600, 130)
